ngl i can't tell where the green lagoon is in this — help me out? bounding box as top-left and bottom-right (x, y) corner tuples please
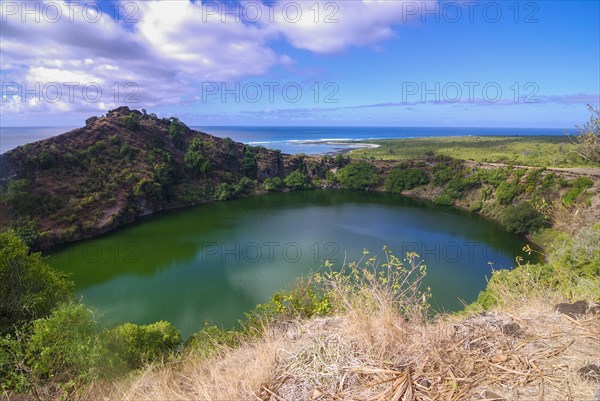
(48, 190), (532, 336)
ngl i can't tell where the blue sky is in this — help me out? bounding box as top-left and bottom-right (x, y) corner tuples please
(1, 0), (598, 127)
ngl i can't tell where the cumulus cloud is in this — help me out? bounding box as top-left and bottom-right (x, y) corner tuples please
(269, 0), (424, 53)
(1, 0), (429, 118)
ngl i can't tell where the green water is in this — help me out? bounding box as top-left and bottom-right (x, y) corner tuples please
(47, 190), (532, 337)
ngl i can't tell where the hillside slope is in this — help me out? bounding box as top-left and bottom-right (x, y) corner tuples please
(0, 107), (294, 249)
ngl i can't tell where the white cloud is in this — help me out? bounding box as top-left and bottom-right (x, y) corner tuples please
(269, 0), (424, 53)
(0, 0), (427, 118)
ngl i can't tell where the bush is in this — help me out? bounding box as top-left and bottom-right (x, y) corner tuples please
(103, 321), (181, 369)
(551, 225), (600, 277)
(562, 177), (594, 206)
(501, 202), (547, 235)
(336, 161), (380, 190)
(496, 182), (520, 205)
(384, 168), (429, 193)
(168, 118), (185, 148)
(122, 112), (140, 130)
(263, 177), (284, 192)
(184, 138), (211, 175)
(215, 183), (235, 201)
(0, 230), (72, 333)
(234, 177), (255, 195)
(21, 304), (112, 398)
(3, 179), (43, 216)
(434, 194), (454, 205)
(284, 170), (309, 190)
(241, 146), (259, 178)
(186, 323), (241, 358)
(432, 158), (461, 185)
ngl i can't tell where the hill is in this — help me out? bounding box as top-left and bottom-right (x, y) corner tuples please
(0, 107), (297, 250)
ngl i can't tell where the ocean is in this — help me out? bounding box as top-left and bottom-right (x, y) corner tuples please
(1, 125), (576, 155)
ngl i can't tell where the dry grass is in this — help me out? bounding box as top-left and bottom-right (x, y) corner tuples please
(88, 259), (600, 401)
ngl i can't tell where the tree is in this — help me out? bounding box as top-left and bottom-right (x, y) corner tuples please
(284, 171), (308, 190)
(502, 202), (548, 235)
(184, 138), (211, 175)
(567, 105), (600, 165)
(0, 230), (72, 333)
(385, 168), (429, 193)
(336, 162), (380, 190)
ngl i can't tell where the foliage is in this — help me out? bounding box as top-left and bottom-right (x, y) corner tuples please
(501, 202), (548, 235)
(249, 277), (332, 325)
(263, 177), (284, 192)
(284, 170), (309, 190)
(495, 182), (520, 205)
(384, 167), (429, 192)
(234, 177), (255, 195)
(318, 249), (430, 320)
(184, 138), (211, 176)
(167, 118), (185, 148)
(3, 179), (43, 216)
(336, 161), (380, 190)
(215, 183), (236, 201)
(562, 177), (594, 206)
(103, 321), (181, 369)
(434, 194), (454, 205)
(472, 225), (600, 311)
(11, 304), (113, 399)
(551, 225), (600, 278)
(567, 105), (600, 164)
(122, 112), (140, 130)
(186, 323), (242, 358)
(0, 230), (72, 333)
(241, 146), (260, 177)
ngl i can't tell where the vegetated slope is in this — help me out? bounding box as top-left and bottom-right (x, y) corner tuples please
(0, 107), (295, 250)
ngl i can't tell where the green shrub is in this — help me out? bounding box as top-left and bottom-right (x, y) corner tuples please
(108, 134), (121, 146)
(551, 225), (600, 277)
(22, 304), (113, 398)
(3, 179), (43, 216)
(501, 202), (547, 235)
(242, 146), (260, 177)
(103, 321), (181, 369)
(215, 183), (235, 201)
(234, 177), (255, 195)
(476, 168), (511, 187)
(122, 112), (140, 130)
(496, 181), (520, 205)
(168, 118), (185, 148)
(434, 194), (454, 205)
(0, 230), (72, 333)
(186, 323), (241, 358)
(184, 138), (211, 175)
(384, 168), (429, 193)
(562, 177), (594, 206)
(336, 161), (380, 190)
(248, 277), (331, 325)
(284, 170), (309, 190)
(263, 177), (284, 192)
(432, 158), (461, 185)
(445, 175), (479, 200)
